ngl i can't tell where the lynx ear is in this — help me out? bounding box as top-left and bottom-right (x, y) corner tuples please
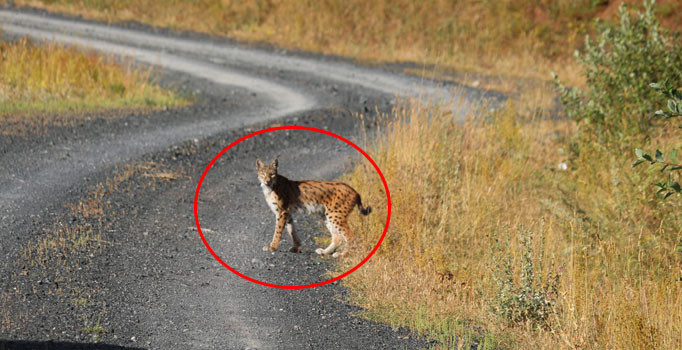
(256, 158), (264, 168)
(272, 156), (279, 168)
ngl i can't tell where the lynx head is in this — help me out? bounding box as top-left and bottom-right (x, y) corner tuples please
(256, 156), (278, 186)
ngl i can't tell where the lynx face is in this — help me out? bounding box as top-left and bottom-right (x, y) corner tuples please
(256, 158), (278, 187)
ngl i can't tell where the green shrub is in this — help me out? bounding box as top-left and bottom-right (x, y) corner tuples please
(491, 227), (560, 329)
(554, 0), (682, 138)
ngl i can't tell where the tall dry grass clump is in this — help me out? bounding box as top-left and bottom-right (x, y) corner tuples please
(340, 99), (681, 348)
(0, 37), (184, 120)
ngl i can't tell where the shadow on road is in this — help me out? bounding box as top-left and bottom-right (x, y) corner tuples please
(0, 340), (144, 350)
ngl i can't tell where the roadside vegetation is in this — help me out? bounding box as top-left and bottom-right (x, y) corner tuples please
(343, 101), (680, 349)
(0, 37), (185, 128)
(341, 1), (681, 348)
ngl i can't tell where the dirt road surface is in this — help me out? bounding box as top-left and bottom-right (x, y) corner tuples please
(0, 7), (498, 349)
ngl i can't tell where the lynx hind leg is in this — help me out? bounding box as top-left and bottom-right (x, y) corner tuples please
(286, 217), (301, 253)
(316, 217), (343, 256)
(331, 220), (351, 258)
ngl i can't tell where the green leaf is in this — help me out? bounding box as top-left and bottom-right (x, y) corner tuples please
(670, 181), (682, 192)
(650, 82), (662, 90)
(669, 100), (677, 113)
(633, 159), (645, 167)
(655, 149), (664, 163)
(664, 192), (674, 199)
(635, 148), (644, 159)
(643, 154), (653, 162)
(671, 149), (679, 164)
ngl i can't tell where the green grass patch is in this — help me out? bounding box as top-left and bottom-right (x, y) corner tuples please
(0, 37), (187, 123)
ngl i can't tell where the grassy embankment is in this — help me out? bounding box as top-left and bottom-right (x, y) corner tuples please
(0, 37), (185, 132)
(342, 101), (681, 348)
(337, 1), (682, 348)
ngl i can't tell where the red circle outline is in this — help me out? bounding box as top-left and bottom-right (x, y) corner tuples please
(193, 126), (391, 289)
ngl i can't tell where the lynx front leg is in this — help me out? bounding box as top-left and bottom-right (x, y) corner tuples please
(264, 211), (288, 252)
(286, 217), (301, 253)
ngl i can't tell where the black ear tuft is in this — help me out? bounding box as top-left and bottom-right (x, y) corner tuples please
(256, 158), (264, 168)
(272, 155), (279, 168)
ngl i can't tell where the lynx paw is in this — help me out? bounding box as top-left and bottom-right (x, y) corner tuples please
(263, 245), (278, 252)
(315, 248), (325, 255)
(289, 246), (302, 253)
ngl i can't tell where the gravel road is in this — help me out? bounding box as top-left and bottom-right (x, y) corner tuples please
(0, 7), (499, 349)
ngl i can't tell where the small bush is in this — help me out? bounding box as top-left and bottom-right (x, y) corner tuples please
(554, 0), (682, 138)
(491, 226), (559, 329)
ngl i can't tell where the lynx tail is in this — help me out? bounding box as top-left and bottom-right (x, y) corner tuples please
(356, 194), (372, 216)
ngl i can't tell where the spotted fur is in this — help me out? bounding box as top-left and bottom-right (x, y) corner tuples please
(257, 157), (371, 257)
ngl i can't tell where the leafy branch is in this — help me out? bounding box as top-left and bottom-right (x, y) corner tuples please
(633, 82), (682, 199)
(650, 82), (682, 120)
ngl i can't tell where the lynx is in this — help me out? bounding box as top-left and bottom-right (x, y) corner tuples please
(257, 157), (372, 257)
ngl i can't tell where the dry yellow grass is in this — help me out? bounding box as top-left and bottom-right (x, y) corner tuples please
(0, 37), (186, 123)
(340, 99), (681, 348)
